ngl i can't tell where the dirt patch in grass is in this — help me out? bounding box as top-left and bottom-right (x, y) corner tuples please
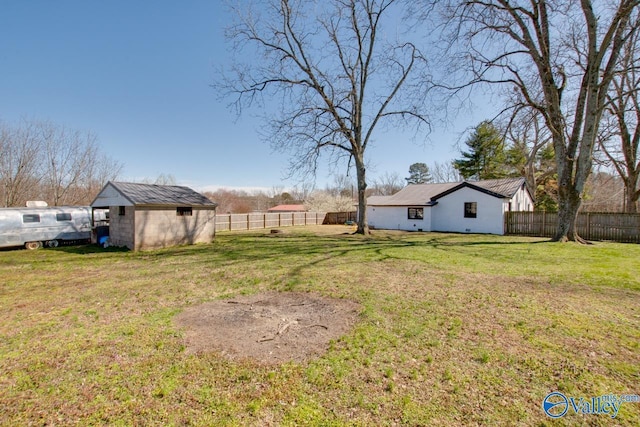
(175, 291), (361, 365)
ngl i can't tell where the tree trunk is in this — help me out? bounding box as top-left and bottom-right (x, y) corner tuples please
(625, 180), (639, 213)
(553, 178), (585, 242)
(621, 166), (639, 213)
(354, 152), (369, 235)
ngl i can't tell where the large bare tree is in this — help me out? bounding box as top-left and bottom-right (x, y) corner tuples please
(442, 0), (640, 242)
(220, 0), (431, 233)
(0, 119), (122, 207)
(502, 107), (557, 208)
(40, 122), (100, 206)
(0, 120), (43, 207)
(598, 25), (640, 212)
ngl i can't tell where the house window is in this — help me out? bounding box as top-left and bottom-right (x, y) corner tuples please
(408, 207), (424, 220)
(464, 202), (477, 218)
(56, 213), (72, 221)
(23, 214), (40, 223)
(177, 206), (193, 216)
(118, 206), (126, 216)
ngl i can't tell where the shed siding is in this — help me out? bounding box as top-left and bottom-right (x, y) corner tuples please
(109, 205), (135, 249)
(431, 187), (506, 235)
(367, 205), (432, 231)
(133, 207), (216, 251)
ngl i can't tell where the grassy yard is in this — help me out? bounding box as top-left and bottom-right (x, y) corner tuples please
(1, 226), (639, 426)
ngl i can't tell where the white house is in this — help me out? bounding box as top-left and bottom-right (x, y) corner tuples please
(367, 177), (534, 235)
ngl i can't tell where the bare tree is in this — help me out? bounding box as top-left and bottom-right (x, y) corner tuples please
(305, 189), (356, 212)
(40, 122), (99, 206)
(581, 169), (626, 212)
(0, 120), (43, 207)
(502, 107), (557, 209)
(430, 160), (462, 183)
(0, 119), (123, 207)
(82, 151), (124, 204)
(442, 0), (640, 242)
(289, 181), (315, 202)
(370, 171), (404, 195)
(220, 0), (431, 234)
(598, 26), (640, 212)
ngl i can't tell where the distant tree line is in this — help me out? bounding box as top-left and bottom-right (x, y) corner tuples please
(0, 118), (123, 207)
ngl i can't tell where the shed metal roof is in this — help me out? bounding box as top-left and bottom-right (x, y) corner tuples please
(91, 181), (217, 207)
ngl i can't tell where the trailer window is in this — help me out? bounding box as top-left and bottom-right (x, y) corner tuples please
(56, 213), (72, 221)
(23, 214), (40, 223)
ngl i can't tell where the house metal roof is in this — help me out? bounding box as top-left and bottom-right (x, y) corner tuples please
(367, 177), (529, 206)
(467, 178), (529, 199)
(368, 182), (459, 206)
(92, 181), (217, 207)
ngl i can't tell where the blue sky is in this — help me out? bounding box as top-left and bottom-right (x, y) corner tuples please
(0, 1), (487, 192)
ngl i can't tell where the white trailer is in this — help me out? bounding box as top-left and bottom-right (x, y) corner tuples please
(0, 206), (94, 249)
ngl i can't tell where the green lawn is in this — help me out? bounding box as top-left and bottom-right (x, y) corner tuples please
(1, 226), (639, 425)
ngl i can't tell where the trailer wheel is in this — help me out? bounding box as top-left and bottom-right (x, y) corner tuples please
(25, 241), (42, 250)
(46, 240), (59, 248)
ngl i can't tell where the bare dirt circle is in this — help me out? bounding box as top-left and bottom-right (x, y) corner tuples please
(174, 292), (361, 365)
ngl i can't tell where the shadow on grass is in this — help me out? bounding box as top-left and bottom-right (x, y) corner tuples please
(41, 231), (551, 287)
(55, 244), (130, 255)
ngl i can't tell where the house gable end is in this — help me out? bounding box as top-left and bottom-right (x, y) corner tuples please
(431, 182), (507, 201)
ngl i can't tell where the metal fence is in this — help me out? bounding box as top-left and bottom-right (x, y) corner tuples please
(215, 212), (326, 232)
(505, 211), (640, 243)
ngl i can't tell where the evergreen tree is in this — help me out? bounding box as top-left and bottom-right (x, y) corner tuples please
(405, 162), (433, 184)
(453, 121), (508, 180)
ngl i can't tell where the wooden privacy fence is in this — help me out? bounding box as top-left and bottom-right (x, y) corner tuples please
(505, 211), (640, 243)
(323, 211), (357, 224)
(215, 212), (326, 232)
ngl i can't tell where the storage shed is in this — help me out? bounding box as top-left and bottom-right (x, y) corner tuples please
(91, 181), (218, 251)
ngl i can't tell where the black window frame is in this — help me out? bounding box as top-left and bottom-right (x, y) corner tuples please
(464, 202), (477, 218)
(118, 206), (126, 216)
(177, 206), (193, 217)
(407, 207), (424, 220)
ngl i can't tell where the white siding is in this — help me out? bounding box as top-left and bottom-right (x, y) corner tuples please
(431, 187), (506, 235)
(508, 187), (534, 212)
(367, 205), (432, 231)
